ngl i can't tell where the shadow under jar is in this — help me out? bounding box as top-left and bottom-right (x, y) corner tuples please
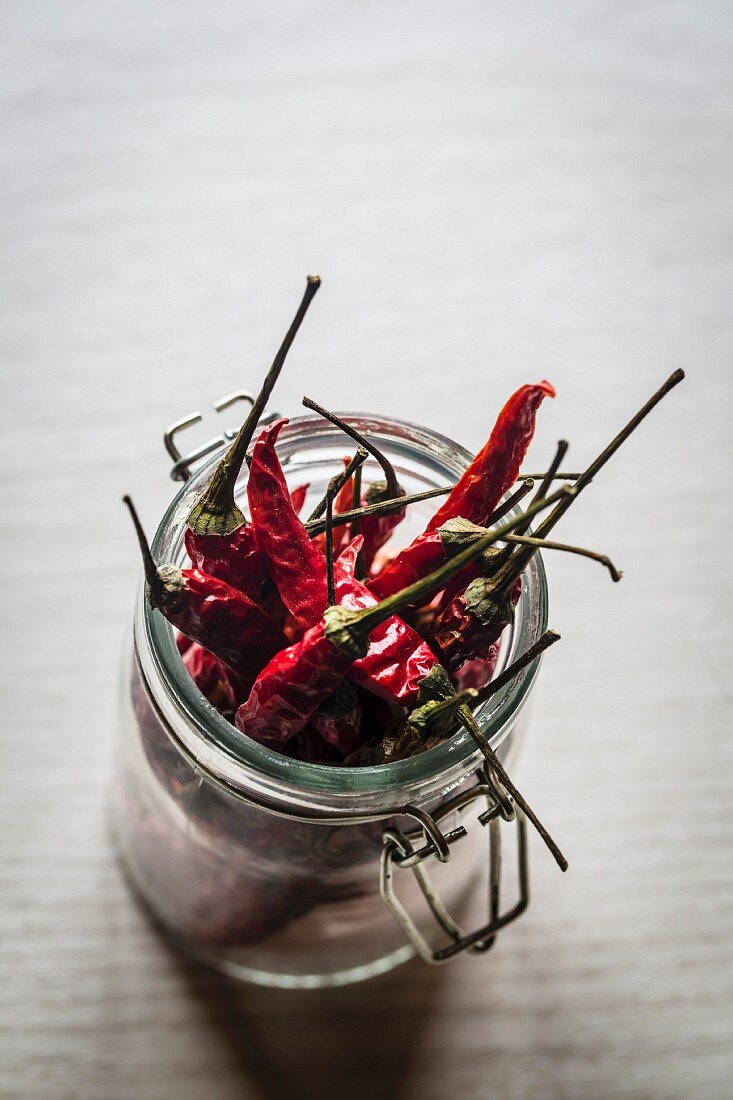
(111, 413), (549, 988)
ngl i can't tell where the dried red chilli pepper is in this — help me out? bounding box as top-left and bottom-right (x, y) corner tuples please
(431, 371), (684, 670)
(181, 642), (243, 714)
(245, 420), (439, 708)
(425, 380), (555, 532)
(302, 398), (407, 571)
(367, 382), (554, 600)
(337, 535), (364, 577)
(235, 490), (562, 747)
(430, 575), (522, 672)
(247, 418), (332, 630)
(184, 276), (320, 599)
(235, 621), (353, 748)
(125, 497), (286, 684)
(310, 680), (363, 754)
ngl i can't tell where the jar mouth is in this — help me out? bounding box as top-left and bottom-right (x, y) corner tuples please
(138, 412), (548, 812)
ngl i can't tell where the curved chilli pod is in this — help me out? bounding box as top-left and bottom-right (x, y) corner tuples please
(124, 497), (286, 685)
(368, 380), (554, 601)
(425, 380), (555, 532)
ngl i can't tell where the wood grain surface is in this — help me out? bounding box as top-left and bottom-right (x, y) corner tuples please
(1, 3), (731, 1097)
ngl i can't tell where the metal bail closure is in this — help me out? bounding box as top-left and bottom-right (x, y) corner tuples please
(379, 761), (529, 965)
(163, 392), (281, 481)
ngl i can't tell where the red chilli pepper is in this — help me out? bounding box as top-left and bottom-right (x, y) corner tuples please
(368, 381), (554, 600)
(247, 419), (330, 630)
(235, 621), (353, 748)
(184, 524), (267, 602)
(125, 497), (286, 684)
(235, 497), (548, 748)
(430, 576), (522, 672)
(246, 420), (438, 707)
(337, 535), (364, 577)
(430, 371), (689, 670)
(182, 642), (244, 713)
(425, 380), (555, 531)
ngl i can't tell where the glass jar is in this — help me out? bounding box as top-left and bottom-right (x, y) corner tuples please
(111, 413), (548, 988)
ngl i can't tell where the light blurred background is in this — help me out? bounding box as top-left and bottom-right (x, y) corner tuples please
(1, 3), (731, 1098)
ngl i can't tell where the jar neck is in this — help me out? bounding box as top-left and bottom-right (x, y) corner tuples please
(136, 413), (549, 821)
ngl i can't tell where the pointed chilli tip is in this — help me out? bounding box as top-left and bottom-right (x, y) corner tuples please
(539, 379), (556, 399)
(252, 416), (289, 454)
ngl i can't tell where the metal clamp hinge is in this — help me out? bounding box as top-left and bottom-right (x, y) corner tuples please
(380, 761), (529, 965)
(163, 392), (280, 481)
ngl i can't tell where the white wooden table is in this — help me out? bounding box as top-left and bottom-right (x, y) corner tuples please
(2, 3), (731, 1097)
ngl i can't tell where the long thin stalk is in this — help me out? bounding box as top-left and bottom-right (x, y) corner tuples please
(503, 534), (622, 581)
(188, 276), (321, 536)
(324, 476), (339, 607)
(302, 398), (402, 498)
(306, 449), (368, 523)
(459, 705), (568, 871)
(305, 483), (452, 535)
(486, 479), (534, 525)
(305, 470), (582, 537)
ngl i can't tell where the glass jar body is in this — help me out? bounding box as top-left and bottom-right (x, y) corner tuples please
(111, 414), (548, 987)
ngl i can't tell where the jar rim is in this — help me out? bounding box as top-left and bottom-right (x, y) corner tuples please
(136, 412), (549, 817)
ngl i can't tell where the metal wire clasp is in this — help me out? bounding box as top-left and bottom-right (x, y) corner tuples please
(380, 761), (529, 964)
(163, 392), (280, 481)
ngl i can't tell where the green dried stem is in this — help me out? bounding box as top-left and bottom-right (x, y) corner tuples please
(187, 275), (321, 536)
(306, 448), (368, 523)
(305, 483), (452, 536)
(513, 440), (568, 539)
(398, 629), (566, 870)
(123, 495), (185, 611)
(519, 471), (581, 481)
(350, 462), (363, 538)
(531, 440), (569, 513)
(458, 702), (568, 871)
(124, 496), (160, 598)
(503, 533), (622, 581)
(485, 479), (535, 525)
(302, 397), (403, 500)
(323, 466), (354, 608)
